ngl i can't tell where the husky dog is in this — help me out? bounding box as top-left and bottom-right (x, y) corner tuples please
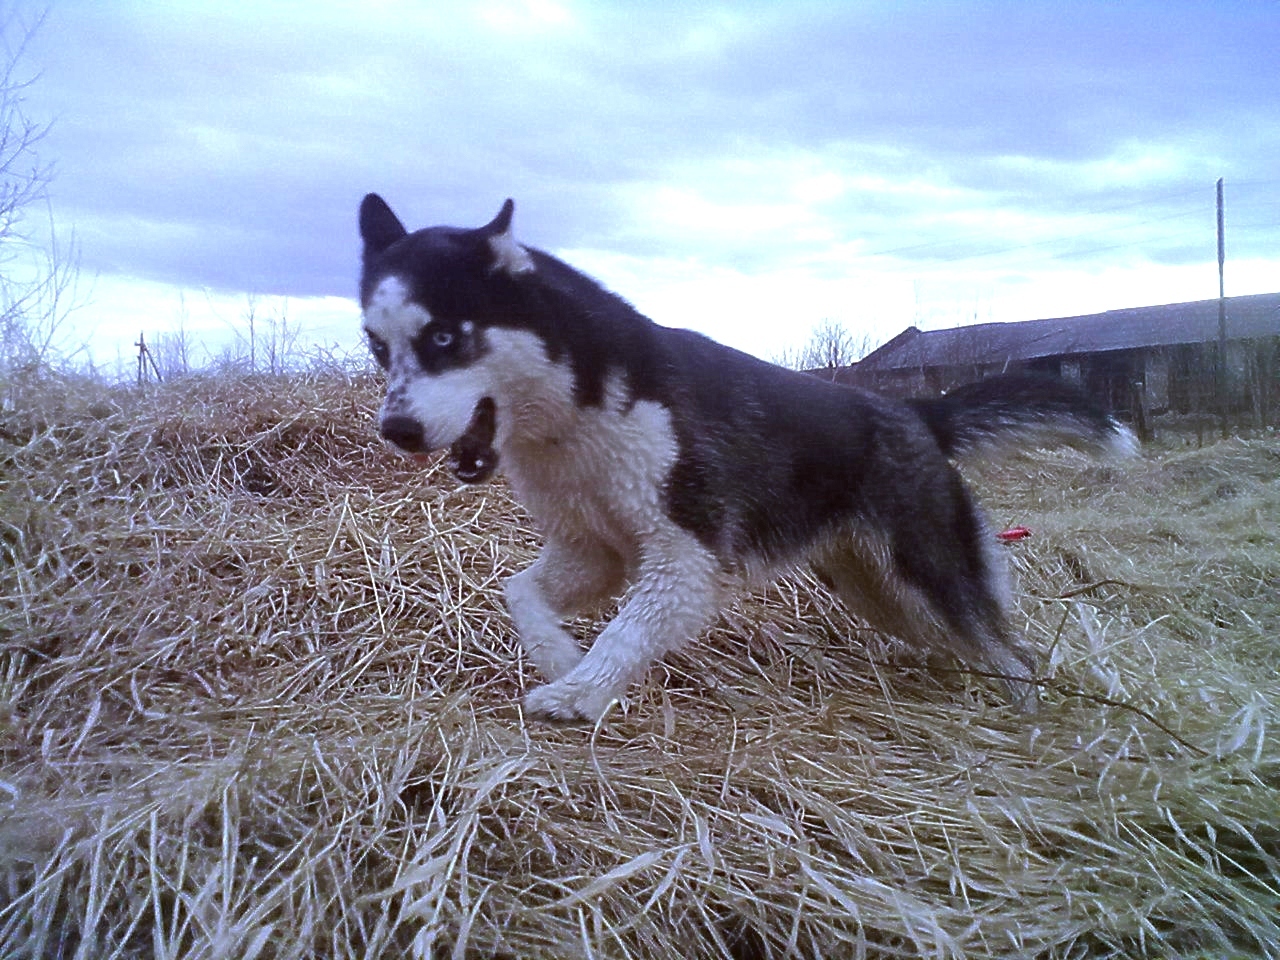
(358, 195), (1136, 721)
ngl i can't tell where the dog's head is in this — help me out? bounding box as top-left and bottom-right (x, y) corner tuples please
(357, 194), (534, 465)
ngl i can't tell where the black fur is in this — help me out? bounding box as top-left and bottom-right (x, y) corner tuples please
(908, 374), (1122, 457)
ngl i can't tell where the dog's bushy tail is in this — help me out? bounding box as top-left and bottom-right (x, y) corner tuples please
(908, 374), (1139, 460)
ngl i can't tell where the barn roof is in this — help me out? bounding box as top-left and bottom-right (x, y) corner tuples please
(857, 292), (1280, 372)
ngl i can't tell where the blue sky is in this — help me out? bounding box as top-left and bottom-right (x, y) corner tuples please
(13, 0), (1280, 368)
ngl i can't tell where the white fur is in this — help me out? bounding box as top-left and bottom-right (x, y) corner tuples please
(520, 526), (722, 720)
(391, 367), (491, 451)
(1107, 422), (1141, 459)
(363, 286), (723, 719)
(367, 275), (416, 324)
(499, 371), (724, 719)
(488, 227), (534, 275)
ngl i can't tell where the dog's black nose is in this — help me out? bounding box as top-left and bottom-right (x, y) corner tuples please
(380, 415), (426, 452)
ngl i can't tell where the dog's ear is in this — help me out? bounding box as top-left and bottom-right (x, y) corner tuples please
(360, 193), (408, 256)
(481, 198), (534, 275)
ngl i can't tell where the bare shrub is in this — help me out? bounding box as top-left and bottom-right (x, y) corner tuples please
(0, 9), (81, 381)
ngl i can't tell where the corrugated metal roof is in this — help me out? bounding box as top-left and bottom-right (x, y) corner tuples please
(858, 292), (1280, 371)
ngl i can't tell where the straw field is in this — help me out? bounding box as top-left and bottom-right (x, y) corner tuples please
(2, 368), (1278, 958)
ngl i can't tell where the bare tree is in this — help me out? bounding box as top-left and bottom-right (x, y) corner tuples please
(0, 8), (80, 376)
(774, 319), (875, 379)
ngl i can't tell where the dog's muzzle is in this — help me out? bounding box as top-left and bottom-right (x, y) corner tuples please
(380, 403), (499, 482)
(380, 415), (428, 454)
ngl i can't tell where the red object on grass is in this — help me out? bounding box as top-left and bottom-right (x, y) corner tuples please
(996, 526), (1032, 542)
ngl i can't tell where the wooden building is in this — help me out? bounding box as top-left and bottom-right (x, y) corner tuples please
(838, 292), (1280, 435)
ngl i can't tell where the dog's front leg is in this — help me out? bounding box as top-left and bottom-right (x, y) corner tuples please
(505, 537), (626, 682)
(523, 530), (722, 722)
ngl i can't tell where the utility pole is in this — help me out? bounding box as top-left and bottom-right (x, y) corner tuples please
(1217, 178), (1228, 438)
(135, 331), (162, 385)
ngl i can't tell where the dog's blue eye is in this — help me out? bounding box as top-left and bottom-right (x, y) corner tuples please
(409, 325), (467, 371)
(367, 333), (390, 368)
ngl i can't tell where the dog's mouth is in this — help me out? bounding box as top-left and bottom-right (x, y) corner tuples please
(447, 397), (499, 484)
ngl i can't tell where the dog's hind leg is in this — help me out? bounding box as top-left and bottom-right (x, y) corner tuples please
(816, 513), (1038, 710)
(505, 537), (626, 681)
(522, 526), (722, 722)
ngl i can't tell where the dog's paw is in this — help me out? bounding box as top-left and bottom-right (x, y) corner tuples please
(523, 680), (618, 723)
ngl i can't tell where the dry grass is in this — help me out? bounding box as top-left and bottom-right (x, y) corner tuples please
(1, 367), (1277, 958)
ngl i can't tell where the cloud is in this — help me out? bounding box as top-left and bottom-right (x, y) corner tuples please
(15, 0), (1280, 365)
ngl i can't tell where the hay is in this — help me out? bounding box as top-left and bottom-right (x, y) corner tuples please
(1, 368), (1277, 958)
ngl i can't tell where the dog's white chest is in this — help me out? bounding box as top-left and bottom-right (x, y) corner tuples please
(502, 395), (680, 553)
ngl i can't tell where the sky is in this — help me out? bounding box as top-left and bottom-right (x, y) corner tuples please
(9, 0), (1280, 371)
